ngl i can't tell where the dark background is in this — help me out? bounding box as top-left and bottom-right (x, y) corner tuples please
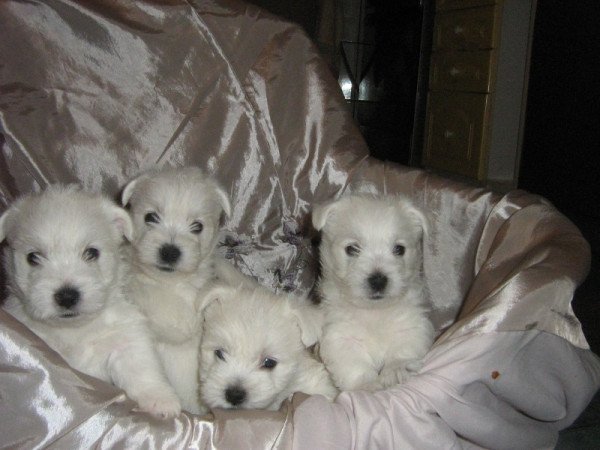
(518, 0), (600, 355)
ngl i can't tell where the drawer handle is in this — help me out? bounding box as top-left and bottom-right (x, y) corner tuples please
(449, 66), (462, 77)
(444, 130), (455, 139)
(454, 25), (465, 35)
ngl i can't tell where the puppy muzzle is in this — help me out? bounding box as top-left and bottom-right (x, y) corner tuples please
(224, 385), (247, 407)
(156, 243), (181, 272)
(367, 272), (388, 299)
(54, 285), (82, 318)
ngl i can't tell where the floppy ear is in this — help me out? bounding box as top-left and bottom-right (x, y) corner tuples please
(121, 172), (150, 207)
(0, 206), (15, 243)
(213, 183), (231, 218)
(198, 284), (231, 316)
(311, 200), (339, 231)
(288, 298), (325, 348)
(214, 258), (257, 289)
(103, 201), (134, 241)
(0, 196), (25, 243)
(403, 200), (429, 239)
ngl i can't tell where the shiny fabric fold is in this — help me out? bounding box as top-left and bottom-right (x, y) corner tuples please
(1, 0), (599, 448)
(292, 331), (600, 449)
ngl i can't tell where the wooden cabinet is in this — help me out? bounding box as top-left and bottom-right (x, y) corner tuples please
(430, 50), (496, 92)
(436, 0), (496, 12)
(422, 0), (536, 188)
(433, 5), (500, 50)
(426, 92), (491, 179)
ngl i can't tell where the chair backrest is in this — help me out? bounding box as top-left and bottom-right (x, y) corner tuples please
(0, 0), (590, 346)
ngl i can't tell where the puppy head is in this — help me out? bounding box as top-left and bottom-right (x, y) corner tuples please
(199, 285), (308, 411)
(0, 185), (132, 322)
(121, 167), (230, 275)
(313, 194), (427, 308)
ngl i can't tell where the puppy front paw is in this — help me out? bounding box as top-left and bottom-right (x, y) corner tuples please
(134, 389), (182, 419)
(357, 379), (385, 392)
(378, 360), (420, 388)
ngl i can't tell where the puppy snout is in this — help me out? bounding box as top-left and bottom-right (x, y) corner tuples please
(368, 272), (388, 293)
(159, 243), (181, 264)
(54, 286), (81, 309)
(225, 385), (247, 406)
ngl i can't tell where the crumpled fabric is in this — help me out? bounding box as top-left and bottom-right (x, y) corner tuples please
(1, 1), (598, 448)
(293, 330), (600, 450)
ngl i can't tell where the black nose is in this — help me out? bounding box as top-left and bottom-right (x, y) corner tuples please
(367, 272), (388, 293)
(159, 244), (181, 264)
(225, 386), (247, 406)
(54, 286), (80, 309)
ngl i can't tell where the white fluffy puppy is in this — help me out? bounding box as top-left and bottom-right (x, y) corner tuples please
(313, 194), (434, 391)
(121, 166), (234, 414)
(0, 185), (181, 418)
(199, 285), (337, 411)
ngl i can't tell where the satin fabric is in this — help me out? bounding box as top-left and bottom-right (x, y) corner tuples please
(1, 1), (598, 448)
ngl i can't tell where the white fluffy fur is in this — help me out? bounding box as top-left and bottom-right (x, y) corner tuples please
(199, 285), (337, 411)
(0, 185), (181, 418)
(313, 194), (435, 391)
(122, 166), (242, 414)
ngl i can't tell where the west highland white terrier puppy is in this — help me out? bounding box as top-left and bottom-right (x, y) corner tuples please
(0, 185), (181, 418)
(199, 285), (337, 411)
(121, 166), (242, 414)
(312, 194), (435, 391)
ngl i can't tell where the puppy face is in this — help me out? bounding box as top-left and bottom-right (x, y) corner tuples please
(0, 185), (132, 322)
(313, 195), (427, 308)
(199, 287), (305, 410)
(122, 167), (230, 275)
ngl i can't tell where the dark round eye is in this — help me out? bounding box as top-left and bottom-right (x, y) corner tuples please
(345, 245), (360, 257)
(144, 212), (160, 224)
(393, 244), (406, 256)
(83, 247), (100, 261)
(190, 221), (203, 234)
(261, 357), (278, 370)
(214, 349), (226, 361)
(26, 252), (41, 266)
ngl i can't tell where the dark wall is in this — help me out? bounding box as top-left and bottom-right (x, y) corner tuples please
(246, 0), (319, 38)
(519, 1), (600, 353)
(519, 1), (600, 222)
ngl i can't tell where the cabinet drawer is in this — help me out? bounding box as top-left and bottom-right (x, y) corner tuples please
(430, 50), (496, 92)
(436, 0), (497, 12)
(433, 6), (501, 50)
(423, 92), (491, 180)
